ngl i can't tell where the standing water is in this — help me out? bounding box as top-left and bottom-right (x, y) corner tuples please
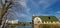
(15, 26), (32, 28)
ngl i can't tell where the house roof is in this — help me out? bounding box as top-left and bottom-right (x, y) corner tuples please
(32, 16), (58, 22)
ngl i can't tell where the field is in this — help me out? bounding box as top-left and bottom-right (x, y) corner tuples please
(34, 24), (60, 28)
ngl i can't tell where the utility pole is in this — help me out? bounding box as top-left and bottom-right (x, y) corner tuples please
(0, 0), (12, 28)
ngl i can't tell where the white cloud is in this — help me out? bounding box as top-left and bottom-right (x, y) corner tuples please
(17, 13), (31, 22)
(25, 8), (31, 14)
(36, 14), (52, 16)
(54, 11), (60, 19)
(10, 0), (60, 21)
(39, 0), (58, 9)
(56, 11), (60, 14)
(14, 0), (31, 14)
(30, 0), (40, 10)
(15, 11), (30, 18)
(18, 0), (27, 8)
(13, 0), (28, 9)
(12, 0), (31, 16)
(53, 11), (60, 20)
(55, 14), (60, 20)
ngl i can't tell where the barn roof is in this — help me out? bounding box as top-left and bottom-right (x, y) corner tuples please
(32, 16), (58, 22)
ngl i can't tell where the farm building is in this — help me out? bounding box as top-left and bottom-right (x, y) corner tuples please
(32, 16), (60, 28)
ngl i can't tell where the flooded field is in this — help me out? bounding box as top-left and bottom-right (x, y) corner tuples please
(15, 26), (32, 28)
(34, 24), (60, 28)
(6, 26), (32, 28)
(0, 24), (60, 28)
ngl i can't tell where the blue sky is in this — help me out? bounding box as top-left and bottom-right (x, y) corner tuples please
(1, 0), (60, 22)
(12, 0), (60, 22)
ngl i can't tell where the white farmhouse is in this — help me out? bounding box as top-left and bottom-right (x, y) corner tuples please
(6, 19), (19, 24)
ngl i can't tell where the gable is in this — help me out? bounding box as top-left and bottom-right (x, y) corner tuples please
(34, 17), (42, 23)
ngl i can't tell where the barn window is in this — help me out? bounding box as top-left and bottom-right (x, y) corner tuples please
(48, 17), (50, 19)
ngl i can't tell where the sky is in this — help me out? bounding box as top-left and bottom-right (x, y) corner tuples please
(1, 0), (60, 22)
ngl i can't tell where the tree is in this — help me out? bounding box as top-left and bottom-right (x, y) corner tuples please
(0, 0), (13, 28)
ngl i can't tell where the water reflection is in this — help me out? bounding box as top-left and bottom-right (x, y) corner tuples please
(6, 25), (32, 28)
(15, 26), (32, 28)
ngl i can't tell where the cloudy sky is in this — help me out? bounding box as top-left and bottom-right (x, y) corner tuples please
(1, 0), (60, 22)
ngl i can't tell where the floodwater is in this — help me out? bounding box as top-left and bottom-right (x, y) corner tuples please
(0, 25), (32, 28)
(6, 26), (32, 28)
(15, 26), (32, 28)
